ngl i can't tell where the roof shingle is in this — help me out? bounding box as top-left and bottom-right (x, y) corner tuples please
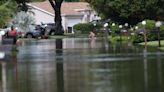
(29, 1), (91, 15)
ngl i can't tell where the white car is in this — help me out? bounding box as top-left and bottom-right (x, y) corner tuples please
(0, 28), (6, 36)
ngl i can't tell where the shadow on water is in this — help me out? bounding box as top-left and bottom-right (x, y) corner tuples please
(0, 50), (17, 92)
(55, 39), (64, 92)
(0, 38), (164, 92)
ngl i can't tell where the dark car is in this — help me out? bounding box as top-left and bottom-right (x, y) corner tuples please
(43, 23), (56, 35)
(43, 23), (64, 35)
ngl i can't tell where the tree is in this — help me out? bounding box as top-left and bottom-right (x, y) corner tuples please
(48, 0), (64, 35)
(65, 0), (80, 2)
(0, 0), (46, 27)
(15, 0), (29, 12)
(10, 11), (35, 32)
(84, 0), (164, 25)
(0, 0), (17, 27)
(15, 0), (46, 12)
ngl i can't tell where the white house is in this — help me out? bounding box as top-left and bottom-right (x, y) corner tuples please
(27, 1), (100, 33)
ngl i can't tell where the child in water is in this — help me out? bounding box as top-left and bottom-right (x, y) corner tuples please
(88, 31), (95, 39)
(88, 31), (96, 48)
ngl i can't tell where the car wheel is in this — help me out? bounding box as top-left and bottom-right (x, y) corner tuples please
(49, 30), (55, 35)
(51, 32), (55, 35)
(45, 28), (50, 35)
(26, 34), (33, 38)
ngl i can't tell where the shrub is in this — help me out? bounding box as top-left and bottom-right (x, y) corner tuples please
(131, 19), (164, 43)
(73, 23), (94, 34)
(137, 20), (155, 30)
(109, 23), (119, 37)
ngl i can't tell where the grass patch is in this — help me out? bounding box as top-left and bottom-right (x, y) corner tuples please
(49, 33), (88, 39)
(138, 40), (164, 50)
(138, 40), (164, 47)
(49, 35), (69, 39)
(160, 47), (164, 50)
(108, 36), (130, 43)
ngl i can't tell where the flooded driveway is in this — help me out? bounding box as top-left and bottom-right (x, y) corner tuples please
(0, 38), (164, 92)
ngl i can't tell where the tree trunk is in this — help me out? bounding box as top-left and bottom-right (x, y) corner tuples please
(54, 2), (64, 35)
(49, 0), (64, 35)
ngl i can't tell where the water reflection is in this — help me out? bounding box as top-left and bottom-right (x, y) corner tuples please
(0, 51), (17, 92)
(55, 39), (64, 92)
(143, 49), (148, 92)
(0, 38), (163, 92)
(89, 38), (96, 48)
(157, 50), (162, 92)
(2, 62), (7, 92)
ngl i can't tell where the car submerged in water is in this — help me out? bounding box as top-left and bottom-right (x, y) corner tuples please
(22, 25), (45, 38)
(42, 23), (64, 35)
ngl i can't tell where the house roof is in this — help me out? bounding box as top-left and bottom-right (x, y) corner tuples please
(28, 1), (92, 16)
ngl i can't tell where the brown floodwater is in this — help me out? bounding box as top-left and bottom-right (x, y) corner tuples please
(0, 38), (164, 92)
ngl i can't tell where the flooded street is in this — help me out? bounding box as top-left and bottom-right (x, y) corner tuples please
(0, 38), (164, 92)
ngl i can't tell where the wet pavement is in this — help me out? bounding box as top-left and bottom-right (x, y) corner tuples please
(0, 37), (164, 92)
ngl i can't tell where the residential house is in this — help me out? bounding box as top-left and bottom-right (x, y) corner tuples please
(27, 1), (100, 33)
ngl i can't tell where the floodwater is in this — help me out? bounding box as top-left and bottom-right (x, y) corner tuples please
(0, 38), (164, 92)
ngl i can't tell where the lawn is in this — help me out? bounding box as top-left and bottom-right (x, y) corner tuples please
(49, 33), (88, 39)
(138, 40), (164, 50)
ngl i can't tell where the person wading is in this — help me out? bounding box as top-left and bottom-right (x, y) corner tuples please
(8, 26), (18, 51)
(8, 26), (17, 44)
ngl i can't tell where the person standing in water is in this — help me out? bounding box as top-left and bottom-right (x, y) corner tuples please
(88, 31), (95, 39)
(7, 26), (19, 51)
(88, 31), (96, 48)
(8, 26), (17, 45)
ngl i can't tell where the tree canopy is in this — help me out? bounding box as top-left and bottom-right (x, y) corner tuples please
(0, 0), (46, 27)
(0, 0), (17, 27)
(84, 0), (164, 25)
(65, 0), (80, 2)
(15, 0), (46, 11)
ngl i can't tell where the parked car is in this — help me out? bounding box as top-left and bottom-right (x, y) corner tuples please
(43, 23), (64, 35)
(23, 25), (45, 38)
(43, 23), (55, 35)
(0, 28), (7, 35)
(24, 30), (40, 38)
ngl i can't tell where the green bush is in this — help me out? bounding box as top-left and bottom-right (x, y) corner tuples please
(109, 23), (119, 37)
(73, 23), (94, 34)
(109, 36), (129, 43)
(131, 19), (164, 43)
(132, 34), (144, 43)
(137, 20), (155, 30)
(160, 24), (164, 31)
